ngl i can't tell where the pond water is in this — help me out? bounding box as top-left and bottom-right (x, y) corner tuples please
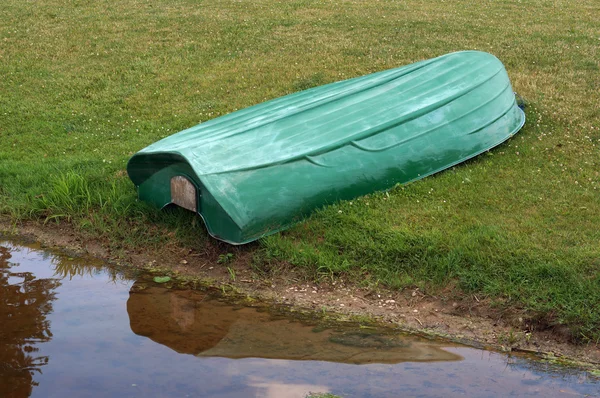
(1, 240), (598, 397)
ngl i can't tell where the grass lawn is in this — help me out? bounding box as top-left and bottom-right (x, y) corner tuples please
(1, 0), (598, 341)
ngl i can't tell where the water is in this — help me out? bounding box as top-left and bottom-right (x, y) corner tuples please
(1, 240), (598, 398)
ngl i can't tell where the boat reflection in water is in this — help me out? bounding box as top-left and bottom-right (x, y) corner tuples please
(127, 282), (463, 364)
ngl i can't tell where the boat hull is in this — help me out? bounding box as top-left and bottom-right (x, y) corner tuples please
(127, 51), (525, 244)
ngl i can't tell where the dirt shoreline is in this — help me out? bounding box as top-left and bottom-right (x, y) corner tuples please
(2, 220), (599, 369)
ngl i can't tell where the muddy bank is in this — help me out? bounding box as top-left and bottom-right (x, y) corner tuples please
(2, 219), (599, 368)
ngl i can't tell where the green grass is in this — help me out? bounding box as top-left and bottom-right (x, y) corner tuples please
(1, 0), (599, 341)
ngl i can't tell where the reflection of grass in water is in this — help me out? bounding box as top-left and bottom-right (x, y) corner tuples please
(329, 332), (409, 349)
(509, 354), (600, 384)
(52, 258), (121, 282)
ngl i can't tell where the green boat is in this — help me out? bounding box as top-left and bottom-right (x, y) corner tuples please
(127, 51), (525, 244)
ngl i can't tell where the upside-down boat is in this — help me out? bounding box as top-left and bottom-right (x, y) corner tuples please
(127, 51), (525, 244)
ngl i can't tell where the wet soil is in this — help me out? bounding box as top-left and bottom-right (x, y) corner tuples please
(2, 220), (600, 369)
(1, 239), (599, 397)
